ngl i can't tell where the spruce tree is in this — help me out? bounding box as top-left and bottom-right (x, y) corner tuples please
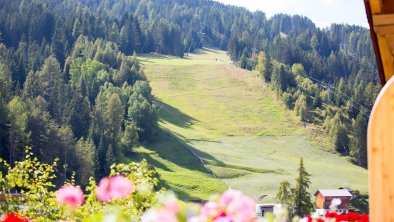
(105, 144), (114, 175)
(276, 180), (293, 208)
(256, 51), (266, 76)
(350, 112), (368, 167)
(293, 158), (313, 217)
(263, 54), (272, 82)
(313, 88), (322, 108)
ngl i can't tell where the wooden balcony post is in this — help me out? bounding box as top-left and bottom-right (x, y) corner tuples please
(368, 76), (394, 222)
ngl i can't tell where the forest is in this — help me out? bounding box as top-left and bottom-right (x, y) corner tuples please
(0, 0), (378, 187)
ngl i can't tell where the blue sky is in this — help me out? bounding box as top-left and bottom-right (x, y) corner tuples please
(214, 0), (368, 28)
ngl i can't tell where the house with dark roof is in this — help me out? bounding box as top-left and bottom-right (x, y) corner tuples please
(314, 189), (353, 215)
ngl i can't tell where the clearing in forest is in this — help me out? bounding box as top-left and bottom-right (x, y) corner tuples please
(130, 48), (367, 201)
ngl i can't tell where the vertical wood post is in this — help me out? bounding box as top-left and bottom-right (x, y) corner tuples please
(368, 76), (394, 222)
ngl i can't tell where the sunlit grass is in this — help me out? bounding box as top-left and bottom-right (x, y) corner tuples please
(134, 48), (368, 201)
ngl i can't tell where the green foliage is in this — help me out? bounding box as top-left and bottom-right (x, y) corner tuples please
(272, 65), (288, 92)
(350, 112), (368, 167)
(292, 158), (313, 217)
(313, 88), (322, 108)
(6, 96), (30, 163)
(349, 194), (369, 214)
(240, 53), (248, 69)
(0, 62), (12, 100)
(256, 51), (266, 76)
(276, 180), (293, 208)
(74, 138), (96, 186)
(0, 147), (159, 221)
(295, 94), (308, 121)
(263, 54), (272, 82)
(0, 148), (60, 221)
(332, 124), (350, 153)
(291, 63), (306, 77)
(121, 123), (139, 153)
(282, 92), (293, 109)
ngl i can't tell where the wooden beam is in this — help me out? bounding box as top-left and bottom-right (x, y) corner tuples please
(376, 35), (394, 80)
(370, 0), (383, 13)
(374, 25), (394, 35)
(368, 76), (394, 222)
(365, 0), (387, 85)
(373, 14), (394, 26)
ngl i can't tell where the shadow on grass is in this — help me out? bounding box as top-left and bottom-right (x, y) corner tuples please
(158, 179), (204, 200)
(130, 150), (173, 172)
(157, 100), (199, 128)
(167, 130), (286, 175)
(142, 128), (208, 173)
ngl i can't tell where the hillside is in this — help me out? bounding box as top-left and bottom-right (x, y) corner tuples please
(132, 48), (368, 201)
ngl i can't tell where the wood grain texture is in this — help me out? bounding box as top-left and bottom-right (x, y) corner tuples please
(368, 76), (394, 222)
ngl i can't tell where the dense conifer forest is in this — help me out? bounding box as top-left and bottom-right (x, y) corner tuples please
(0, 0), (378, 186)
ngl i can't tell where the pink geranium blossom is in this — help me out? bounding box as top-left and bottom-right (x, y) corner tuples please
(55, 185), (84, 209)
(201, 201), (223, 218)
(141, 209), (179, 222)
(95, 175), (135, 202)
(202, 189), (256, 222)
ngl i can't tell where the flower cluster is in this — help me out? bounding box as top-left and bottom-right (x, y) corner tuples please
(95, 175), (135, 202)
(1, 212), (30, 222)
(200, 189), (256, 222)
(55, 175), (135, 208)
(0, 154), (370, 222)
(142, 189), (256, 222)
(56, 185), (85, 209)
(301, 211), (369, 222)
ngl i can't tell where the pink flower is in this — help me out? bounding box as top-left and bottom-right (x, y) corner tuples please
(56, 185), (84, 209)
(226, 195), (255, 222)
(220, 189), (243, 206)
(157, 210), (179, 222)
(141, 209), (179, 222)
(214, 216), (232, 222)
(201, 202), (223, 218)
(95, 175), (135, 202)
(202, 189), (256, 222)
(164, 199), (181, 213)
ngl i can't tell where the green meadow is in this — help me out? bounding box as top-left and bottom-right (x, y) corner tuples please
(130, 48), (368, 201)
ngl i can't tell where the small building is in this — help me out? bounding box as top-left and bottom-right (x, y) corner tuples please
(255, 204), (282, 218)
(314, 189), (353, 215)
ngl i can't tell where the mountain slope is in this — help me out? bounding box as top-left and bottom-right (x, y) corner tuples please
(136, 48), (368, 200)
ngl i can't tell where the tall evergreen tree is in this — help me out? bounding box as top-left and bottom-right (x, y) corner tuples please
(350, 112), (368, 167)
(293, 158), (313, 217)
(276, 180), (293, 208)
(256, 51), (266, 76)
(7, 96), (30, 163)
(263, 54), (272, 82)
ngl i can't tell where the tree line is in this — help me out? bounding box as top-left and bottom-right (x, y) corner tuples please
(0, 0), (378, 187)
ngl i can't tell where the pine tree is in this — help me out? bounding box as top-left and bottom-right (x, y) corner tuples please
(313, 88), (322, 108)
(350, 112), (368, 167)
(121, 123), (139, 153)
(105, 144), (114, 175)
(256, 51), (266, 76)
(7, 96), (30, 163)
(295, 94), (308, 121)
(240, 53), (247, 69)
(276, 180), (293, 208)
(0, 92), (9, 160)
(75, 138), (95, 186)
(292, 158), (313, 217)
(263, 54), (272, 82)
(333, 124), (349, 153)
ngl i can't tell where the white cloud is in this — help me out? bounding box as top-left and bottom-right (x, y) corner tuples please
(214, 0), (368, 28)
